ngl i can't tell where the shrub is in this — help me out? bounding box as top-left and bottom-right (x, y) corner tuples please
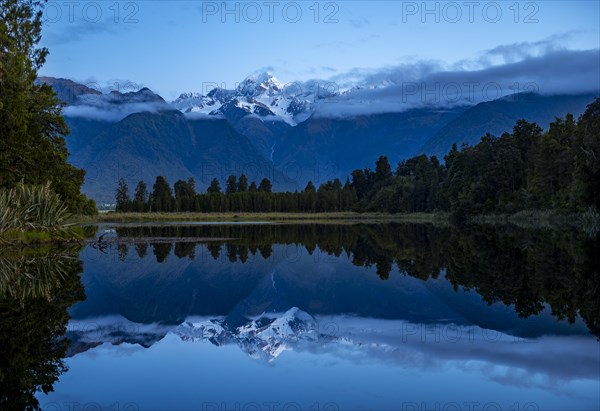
(0, 182), (71, 233)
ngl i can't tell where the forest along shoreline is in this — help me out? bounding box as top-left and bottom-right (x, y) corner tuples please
(102, 105), (600, 237)
(84, 210), (597, 235)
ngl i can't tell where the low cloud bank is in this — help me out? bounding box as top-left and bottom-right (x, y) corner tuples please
(61, 42), (599, 121)
(63, 91), (171, 121)
(312, 48), (599, 118)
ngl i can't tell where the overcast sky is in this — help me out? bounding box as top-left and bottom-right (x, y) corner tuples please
(39, 1), (600, 101)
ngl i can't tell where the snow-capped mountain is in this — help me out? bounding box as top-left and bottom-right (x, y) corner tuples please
(171, 72), (320, 126)
(170, 87), (235, 116)
(174, 307), (322, 362)
(65, 308), (578, 372)
(65, 308), (325, 361)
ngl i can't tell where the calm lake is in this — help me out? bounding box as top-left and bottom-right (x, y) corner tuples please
(1, 222), (599, 411)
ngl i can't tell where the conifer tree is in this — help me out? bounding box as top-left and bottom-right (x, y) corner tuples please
(133, 180), (148, 212)
(151, 176), (173, 211)
(207, 178), (221, 194)
(226, 175), (237, 194)
(237, 174), (248, 192)
(258, 178), (272, 193)
(0, 0), (95, 213)
(115, 178), (131, 212)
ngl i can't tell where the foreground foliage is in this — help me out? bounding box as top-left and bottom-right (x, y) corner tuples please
(0, 182), (84, 243)
(0, 0), (95, 215)
(0, 183), (68, 231)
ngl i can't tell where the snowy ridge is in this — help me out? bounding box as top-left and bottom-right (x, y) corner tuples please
(174, 307), (320, 361)
(66, 310), (583, 382)
(170, 90), (225, 115)
(63, 312), (598, 391)
(169, 71), (424, 125)
(170, 72), (318, 126)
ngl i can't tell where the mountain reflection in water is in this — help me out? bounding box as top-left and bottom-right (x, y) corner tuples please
(1, 223), (598, 410)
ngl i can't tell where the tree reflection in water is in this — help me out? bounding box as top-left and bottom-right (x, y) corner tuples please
(0, 247), (85, 410)
(1, 222), (597, 410)
(113, 223), (600, 338)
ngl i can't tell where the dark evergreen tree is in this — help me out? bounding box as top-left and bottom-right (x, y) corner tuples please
(529, 115), (576, 209)
(174, 178), (195, 211)
(375, 156), (393, 184)
(573, 99), (600, 210)
(133, 180), (148, 212)
(351, 168), (377, 203)
(341, 178), (357, 210)
(207, 178), (221, 194)
(237, 174), (248, 193)
(0, 0), (95, 214)
(151, 176), (174, 212)
(258, 178), (272, 193)
(187, 177), (196, 193)
(226, 175), (237, 194)
(115, 178), (131, 212)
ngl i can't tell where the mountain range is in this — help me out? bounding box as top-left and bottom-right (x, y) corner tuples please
(40, 74), (597, 204)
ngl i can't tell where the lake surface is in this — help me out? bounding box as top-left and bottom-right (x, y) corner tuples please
(1, 223), (598, 410)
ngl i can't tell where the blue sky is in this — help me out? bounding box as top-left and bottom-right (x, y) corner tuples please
(39, 1), (600, 101)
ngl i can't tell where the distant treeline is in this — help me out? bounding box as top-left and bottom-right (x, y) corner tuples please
(115, 174), (358, 213)
(115, 98), (600, 216)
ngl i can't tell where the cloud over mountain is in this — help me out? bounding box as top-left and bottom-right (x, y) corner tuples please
(314, 47), (599, 117)
(60, 86), (171, 121)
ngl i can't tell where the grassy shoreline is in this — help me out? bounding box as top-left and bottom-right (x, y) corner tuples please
(83, 211), (451, 224)
(75, 209), (599, 233)
(3, 210), (596, 246)
(0, 227), (86, 246)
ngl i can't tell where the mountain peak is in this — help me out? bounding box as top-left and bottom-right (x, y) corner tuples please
(176, 92), (201, 100)
(107, 87), (165, 105)
(36, 76), (102, 105)
(174, 307), (319, 362)
(170, 71), (315, 126)
(238, 72), (283, 95)
(243, 71), (279, 84)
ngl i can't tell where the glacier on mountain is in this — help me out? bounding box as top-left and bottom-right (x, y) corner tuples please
(171, 72), (320, 126)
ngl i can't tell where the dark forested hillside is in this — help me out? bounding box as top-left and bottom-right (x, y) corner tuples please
(117, 98), (600, 217)
(355, 98), (600, 217)
(40, 75), (597, 205)
(71, 110), (294, 204)
(420, 93), (597, 158)
(273, 108), (467, 187)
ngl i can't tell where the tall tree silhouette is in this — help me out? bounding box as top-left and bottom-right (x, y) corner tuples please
(0, 0), (95, 214)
